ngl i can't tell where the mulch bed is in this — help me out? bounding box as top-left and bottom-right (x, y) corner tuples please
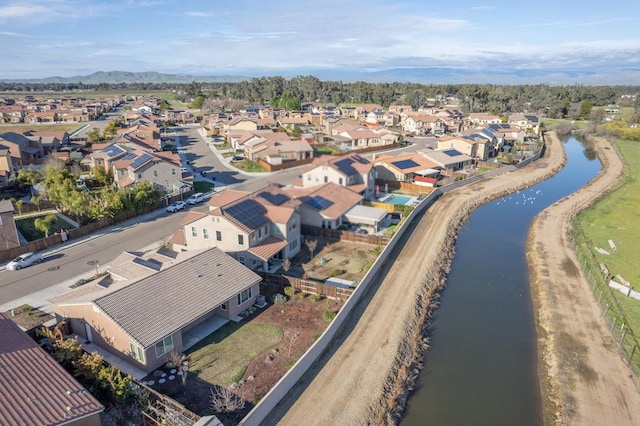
(3, 305), (54, 336)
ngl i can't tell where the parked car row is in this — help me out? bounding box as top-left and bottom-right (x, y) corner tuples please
(6, 252), (44, 271)
(166, 193), (205, 213)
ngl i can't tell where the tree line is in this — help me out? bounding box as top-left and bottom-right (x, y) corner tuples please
(2, 77), (639, 116)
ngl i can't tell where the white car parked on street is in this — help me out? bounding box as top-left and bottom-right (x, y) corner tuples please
(6, 252), (44, 270)
(166, 201), (186, 213)
(186, 193), (205, 205)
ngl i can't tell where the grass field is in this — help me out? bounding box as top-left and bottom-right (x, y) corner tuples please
(572, 138), (640, 372)
(0, 123), (82, 134)
(187, 322), (283, 385)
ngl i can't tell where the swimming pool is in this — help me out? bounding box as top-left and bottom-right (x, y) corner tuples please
(382, 194), (412, 205)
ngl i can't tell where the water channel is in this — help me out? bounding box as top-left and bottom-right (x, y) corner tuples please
(401, 137), (602, 425)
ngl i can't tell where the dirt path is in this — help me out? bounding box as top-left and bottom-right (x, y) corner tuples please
(528, 134), (640, 425)
(263, 132), (639, 425)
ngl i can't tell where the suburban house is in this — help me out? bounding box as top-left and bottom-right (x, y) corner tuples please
(0, 131), (45, 169)
(49, 247), (262, 374)
(372, 153), (441, 184)
(0, 147), (15, 187)
(0, 199), (20, 249)
(23, 130), (69, 153)
(437, 130), (498, 162)
(402, 114), (447, 136)
(173, 184), (302, 272)
(508, 113), (541, 134)
(283, 182), (364, 230)
(111, 148), (185, 194)
(297, 153), (377, 200)
(469, 113), (502, 125)
(240, 131), (314, 165)
(0, 313), (104, 426)
(421, 148), (474, 174)
(330, 125), (399, 149)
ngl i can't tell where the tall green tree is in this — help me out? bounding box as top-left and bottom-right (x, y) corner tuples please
(34, 213), (57, 237)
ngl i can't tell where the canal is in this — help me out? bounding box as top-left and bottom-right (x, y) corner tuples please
(401, 137), (602, 425)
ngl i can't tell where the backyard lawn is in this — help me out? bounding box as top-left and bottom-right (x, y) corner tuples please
(187, 322), (283, 385)
(15, 212), (75, 241)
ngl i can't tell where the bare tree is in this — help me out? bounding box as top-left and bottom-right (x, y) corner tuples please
(282, 258), (291, 274)
(305, 239), (318, 262)
(287, 332), (300, 357)
(209, 386), (245, 413)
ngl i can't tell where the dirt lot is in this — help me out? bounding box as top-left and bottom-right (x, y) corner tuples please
(265, 133), (640, 426)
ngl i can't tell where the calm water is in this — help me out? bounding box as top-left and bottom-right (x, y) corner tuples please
(401, 137), (601, 426)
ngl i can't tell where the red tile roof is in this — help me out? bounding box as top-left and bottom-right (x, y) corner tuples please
(0, 313), (103, 425)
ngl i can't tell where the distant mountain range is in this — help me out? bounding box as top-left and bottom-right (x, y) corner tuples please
(2, 68), (640, 85)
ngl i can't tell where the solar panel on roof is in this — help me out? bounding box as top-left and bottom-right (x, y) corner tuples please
(130, 153), (153, 169)
(306, 195), (333, 211)
(122, 153), (137, 160)
(259, 191), (289, 206)
(224, 200), (267, 229)
(443, 149), (463, 157)
(391, 159), (420, 170)
(103, 145), (124, 156)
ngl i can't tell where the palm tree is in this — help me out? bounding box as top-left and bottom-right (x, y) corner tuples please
(34, 213), (57, 238)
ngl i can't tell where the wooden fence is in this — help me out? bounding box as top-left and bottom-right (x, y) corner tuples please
(301, 225), (390, 246)
(258, 272), (354, 301)
(0, 191), (193, 262)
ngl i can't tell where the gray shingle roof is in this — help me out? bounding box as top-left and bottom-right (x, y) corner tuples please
(94, 247), (261, 348)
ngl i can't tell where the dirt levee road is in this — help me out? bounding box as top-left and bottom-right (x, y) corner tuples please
(528, 135), (640, 425)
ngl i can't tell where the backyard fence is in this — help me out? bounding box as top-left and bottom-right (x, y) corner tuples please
(301, 225), (390, 246)
(258, 272), (354, 301)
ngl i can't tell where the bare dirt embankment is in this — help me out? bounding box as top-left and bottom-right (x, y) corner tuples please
(266, 132), (605, 425)
(528, 134), (640, 425)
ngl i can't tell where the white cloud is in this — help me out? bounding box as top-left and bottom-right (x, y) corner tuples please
(185, 11), (217, 17)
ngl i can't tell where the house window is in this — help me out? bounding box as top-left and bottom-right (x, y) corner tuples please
(216, 231), (222, 241)
(203, 228), (209, 239)
(339, 177), (343, 185)
(237, 288), (253, 306)
(138, 173), (142, 179)
(155, 335), (174, 358)
(238, 234), (244, 245)
(238, 256), (245, 265)
(153, 170), (158, 177)
(221, 302), (227, 311)
(172, 168), (176, 175)
(289, 238), (298, 251)
(324, 176), (328, 183)
(191, 226), (197, 237)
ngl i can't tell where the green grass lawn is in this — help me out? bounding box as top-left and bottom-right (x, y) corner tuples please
(15, 213), (75, 241)
(187, 322), (283, 385)
(231, 159), (267, 173)
(572, 138), (640, 372)
(193, 181), (215, 193)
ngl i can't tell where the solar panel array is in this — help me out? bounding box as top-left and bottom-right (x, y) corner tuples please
(443, 149), (463, 157)
(259, 191), (289, 206)
(391, 159), (420, 170)
(122, 153), (137, 160)
(103, 144), (124, 156)
(130, 153), (153, 169)
(224, 200), (268, 229)
(306, 195), (333, 211)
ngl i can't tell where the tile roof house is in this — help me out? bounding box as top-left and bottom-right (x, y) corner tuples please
(0, 199), (20, 249)
(175, 184), (302, 273)
(372, 153), (441, 184)
(0, 313), (104, 426)
(508, 113), (540, 134)
(49, 247), (262, 374)
(298, 154), (377, 200)
(0, 131), (45, 169)
(420, 148), (474, 173)
(111, 148), (184, 194)
(469, 113), (502, 125)
(330, 125), (399, 149)
(240, 132), (314, 165)
(282, 182), (364, 230)
(0, 147), (15, 188)
(403, 114), (447, 136)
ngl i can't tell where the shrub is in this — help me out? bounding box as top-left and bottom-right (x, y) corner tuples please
(284, 286), (295, 297)
(322, 311), (337, 322)
(272, 293), (288, 304)
(310, 294), (322, 302)
(311, 333), (321, 342)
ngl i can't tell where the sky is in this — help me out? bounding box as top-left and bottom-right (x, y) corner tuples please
(1, 0), (640, 81)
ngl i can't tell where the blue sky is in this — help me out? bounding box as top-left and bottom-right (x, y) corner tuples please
(1, 0), (639, 80)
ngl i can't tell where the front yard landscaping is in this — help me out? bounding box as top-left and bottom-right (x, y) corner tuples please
(15, 212), (75, 241)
